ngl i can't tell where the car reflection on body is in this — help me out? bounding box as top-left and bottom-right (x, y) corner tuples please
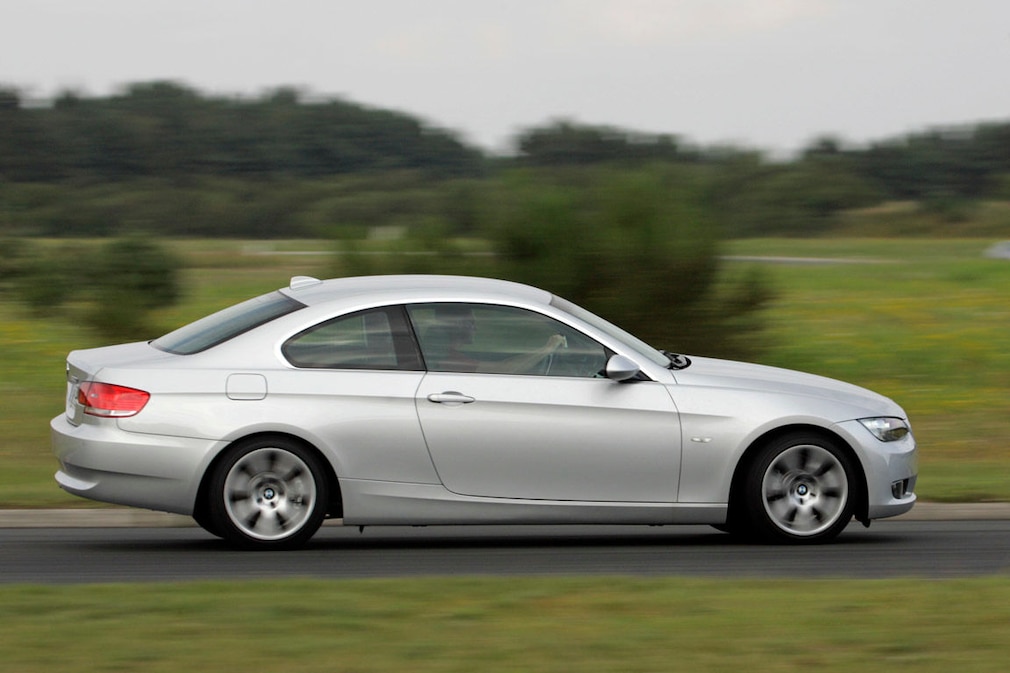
(51, 275), (917, 549)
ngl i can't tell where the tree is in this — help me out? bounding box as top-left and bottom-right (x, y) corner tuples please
(710, 156), (884, 237)
(516, 120), (691, 166)
(0, 82), (486, 183)
(0, 87), (59, 180)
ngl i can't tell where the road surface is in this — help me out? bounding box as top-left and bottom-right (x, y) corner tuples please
(3, 520), (1008, 584)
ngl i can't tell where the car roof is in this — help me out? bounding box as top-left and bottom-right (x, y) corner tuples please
(279, 275), (554, 308)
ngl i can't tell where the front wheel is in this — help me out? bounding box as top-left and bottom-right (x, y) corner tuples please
(741, 433), (857, 544)
(207, 437), (329, 550)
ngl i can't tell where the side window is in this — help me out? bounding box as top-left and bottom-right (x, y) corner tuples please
(283, 307), (422, 371)
(407, 303), (608, 377)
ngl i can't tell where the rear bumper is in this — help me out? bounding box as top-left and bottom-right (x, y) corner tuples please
(51, 414), (223, 516)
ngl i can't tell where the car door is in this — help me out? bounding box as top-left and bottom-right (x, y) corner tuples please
(409, 303), (682, 503)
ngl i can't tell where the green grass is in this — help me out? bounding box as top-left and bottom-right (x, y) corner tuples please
(2, 237), (1009, 506)
(1, 577), (1010, 672)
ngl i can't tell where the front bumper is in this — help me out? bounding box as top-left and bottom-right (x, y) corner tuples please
(834, 419), (918, 520)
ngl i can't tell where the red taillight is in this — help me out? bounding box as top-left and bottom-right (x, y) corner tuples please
(77, 382), (150, 417)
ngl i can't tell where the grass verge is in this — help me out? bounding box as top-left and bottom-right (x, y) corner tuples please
(2, 577), (1010, 672)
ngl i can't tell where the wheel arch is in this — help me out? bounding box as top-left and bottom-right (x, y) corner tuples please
(726, 424), (869, 527)
(193, 431), (344, 526)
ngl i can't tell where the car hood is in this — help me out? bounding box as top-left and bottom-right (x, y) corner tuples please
(671, 356), (906, 418)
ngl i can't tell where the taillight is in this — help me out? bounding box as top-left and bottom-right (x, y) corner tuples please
(77, 382), (150, 417)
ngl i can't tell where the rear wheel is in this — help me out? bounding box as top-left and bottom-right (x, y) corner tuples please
(742, 433), (856, 544)
(208, 437), (329, 550)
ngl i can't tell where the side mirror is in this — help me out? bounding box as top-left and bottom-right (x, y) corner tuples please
(605, 354), (642, 382)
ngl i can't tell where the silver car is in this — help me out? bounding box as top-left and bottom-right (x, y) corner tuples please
(52, 275), (917, 549)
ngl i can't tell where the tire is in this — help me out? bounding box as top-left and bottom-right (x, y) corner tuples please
(192, 507), (223, 538)
(741, 433), (857, 544)
(207, 437), (329, 550)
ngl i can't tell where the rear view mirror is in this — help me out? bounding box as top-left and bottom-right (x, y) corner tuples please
(605, 354), (641, 382)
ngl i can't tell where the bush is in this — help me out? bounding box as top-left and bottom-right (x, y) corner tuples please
(0, 237), (36, 290)
(2, 239), (80, 315)
(84, 238), (182, 339)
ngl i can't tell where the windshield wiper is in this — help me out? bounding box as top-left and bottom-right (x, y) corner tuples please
(661, 350), (692, 370)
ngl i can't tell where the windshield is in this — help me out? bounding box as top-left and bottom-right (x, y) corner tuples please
(153, 292), (305, 355)
(549, 295), (670, 368)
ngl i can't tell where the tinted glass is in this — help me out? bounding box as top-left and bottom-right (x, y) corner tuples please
(408, 303), (607, 377)
(153, 292), (304, 355)
(283, 306), (422, 370)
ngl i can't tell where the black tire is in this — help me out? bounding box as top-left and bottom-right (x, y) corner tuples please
(192, 507), (224, 538)
(207, 437), (329, 550)
(741, 432), (857, 544)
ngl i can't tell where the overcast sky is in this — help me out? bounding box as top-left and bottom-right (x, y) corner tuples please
(3, 0), (1009, 153)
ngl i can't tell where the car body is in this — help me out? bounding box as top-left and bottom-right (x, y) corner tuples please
(52, 274), (917, 549)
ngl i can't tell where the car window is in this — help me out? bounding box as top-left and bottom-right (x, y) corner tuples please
(550, 295), (670, 369)
(283, 306), (422, 370)
(153, 292), (305, 355)
(407, 303), (608, 377)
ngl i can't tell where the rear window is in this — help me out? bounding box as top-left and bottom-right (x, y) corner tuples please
(152, 292), (305, 355)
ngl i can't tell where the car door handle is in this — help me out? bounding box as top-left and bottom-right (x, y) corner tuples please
(427, 391), (476, 405)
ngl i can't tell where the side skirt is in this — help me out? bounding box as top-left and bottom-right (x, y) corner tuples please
(338, 479), (727, 526)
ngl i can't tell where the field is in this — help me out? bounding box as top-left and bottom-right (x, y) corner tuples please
(1, 237), (1009, 507)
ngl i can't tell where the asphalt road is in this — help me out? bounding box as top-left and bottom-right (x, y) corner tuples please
(3, 519), (1009, 584)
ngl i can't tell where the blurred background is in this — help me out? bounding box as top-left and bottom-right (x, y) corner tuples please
(3, 4), (1010, 671)
(1, 0), (1009, 506)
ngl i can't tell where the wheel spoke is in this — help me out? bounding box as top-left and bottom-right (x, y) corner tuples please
(228, 490), (251, 503)
(256, 510), (281, 535)
(244, 510), (262, 529)
(813, 460), (835, 478)
(765, 488), (787, 503)
(785, 506), (799, 523)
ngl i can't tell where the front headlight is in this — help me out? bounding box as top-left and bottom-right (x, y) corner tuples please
(859, 417), (910, 442)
